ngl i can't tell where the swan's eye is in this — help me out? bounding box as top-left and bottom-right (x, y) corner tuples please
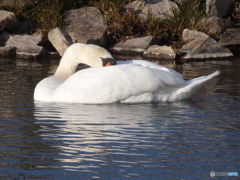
(101, 58), (116, 66)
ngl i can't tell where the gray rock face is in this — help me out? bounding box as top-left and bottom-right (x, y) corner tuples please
(48, 27), (73, 56)
(206, 0), (234, 17)
(114, 36), (155, 49)
(64, 7), (108, 46)
(0, 10), (18, 31)
(5, 35), (46, 58)
(111, 36), (156, 55)
(182, 29), (233, 59)
(126, 0), (179, 21)
(182, 29), (208, 43)
(198, 16), (231, 38)
(143, 45), (176, 59)
(219, 28), (240, 46)
(183, 37), (233, 59)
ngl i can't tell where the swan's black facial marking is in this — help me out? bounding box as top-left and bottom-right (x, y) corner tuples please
(101, 57), (116, 66)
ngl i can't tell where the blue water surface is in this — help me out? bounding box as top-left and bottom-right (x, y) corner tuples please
(0, 58), (239, 179)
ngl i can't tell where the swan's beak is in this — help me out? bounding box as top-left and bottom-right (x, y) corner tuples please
(101, 57), (116, 66)
(105, 62), (113, 66)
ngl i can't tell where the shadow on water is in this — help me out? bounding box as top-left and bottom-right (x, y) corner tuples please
(0, 57), (240, 179)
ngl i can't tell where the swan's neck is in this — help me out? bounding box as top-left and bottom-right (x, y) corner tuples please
(53, 43), (111, 79)
(54, 52), (79, 80)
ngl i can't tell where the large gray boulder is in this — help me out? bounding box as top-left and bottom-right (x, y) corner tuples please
(126, 0), (179, 21)
(206, 0), (234, 17)
(64, 7), (108, 46)
(0, 10), (18, 31)
(5, 35), (46, 58)
(111, 36), (156, 55)
(219, 28), (240, 46)
(182, 29), (233, 59)
(198, 16), (231, 39)
(48, 27), (73, 56)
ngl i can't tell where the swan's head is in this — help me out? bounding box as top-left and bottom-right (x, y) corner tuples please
(85, 44), (116, 68)
(101, 57), (116, 66)
(68, 43), (116, 68)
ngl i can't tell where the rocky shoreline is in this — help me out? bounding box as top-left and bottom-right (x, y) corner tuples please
(0, 0), (239, 62)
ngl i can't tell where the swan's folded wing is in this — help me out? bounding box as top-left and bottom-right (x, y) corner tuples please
(54, 64), (186, 103)
(117, 60), (185, 85)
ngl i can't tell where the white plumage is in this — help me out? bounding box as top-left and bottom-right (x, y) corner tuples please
(34, 43), (219, 104)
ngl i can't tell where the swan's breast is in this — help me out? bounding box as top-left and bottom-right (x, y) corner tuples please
(34, 76), (63, 102)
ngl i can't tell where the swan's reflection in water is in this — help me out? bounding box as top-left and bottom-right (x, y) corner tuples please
(34, 102), (196, 176)
(33, 97), (240, 179)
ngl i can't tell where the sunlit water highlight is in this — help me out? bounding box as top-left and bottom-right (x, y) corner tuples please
(0, 58), (239, 179)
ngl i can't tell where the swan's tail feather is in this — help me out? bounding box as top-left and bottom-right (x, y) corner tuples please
(187, 70), (220, 83)
(171, 70), (220, 101)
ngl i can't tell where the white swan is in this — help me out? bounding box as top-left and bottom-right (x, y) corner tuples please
(34, 43), (219, 104)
